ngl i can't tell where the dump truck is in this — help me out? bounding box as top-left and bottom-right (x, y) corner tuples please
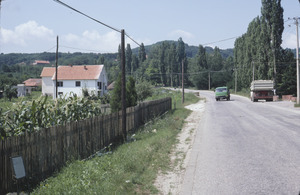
(250, 80), (274, 102)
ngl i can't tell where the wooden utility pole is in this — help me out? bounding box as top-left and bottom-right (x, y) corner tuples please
(290, 17), (300, 104)
(55, 36), (58, 99)
(182, 60), (184, 104)
(121, 29), (127, 141)
(295, 17), (300, 104)
(252, 61), (255, 82)
(208, 71), (211, 90)
(235, 68), (237, 94)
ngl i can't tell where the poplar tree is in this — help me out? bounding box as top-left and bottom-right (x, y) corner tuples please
(138, 43), (146, 63)
(125, 44), (132, 75)
(177, 38), (187, 86)
(261, 0), (284, 85)
(190, 45), (208, 89)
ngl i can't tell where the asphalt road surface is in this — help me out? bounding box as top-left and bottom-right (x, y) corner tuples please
(180, 90), (300, 195)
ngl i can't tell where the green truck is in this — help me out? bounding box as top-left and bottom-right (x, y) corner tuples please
(215, 86), (230, 101)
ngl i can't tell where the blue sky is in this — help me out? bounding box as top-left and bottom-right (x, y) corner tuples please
(0, 0), (299, 53)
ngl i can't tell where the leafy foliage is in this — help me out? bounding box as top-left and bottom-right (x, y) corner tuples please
(0, 95), (102, 139)
(3, 85), (18, 101)
(135, 79), (153, 102)
(110, 74), (138, 112)
(233, 0), (295, 96)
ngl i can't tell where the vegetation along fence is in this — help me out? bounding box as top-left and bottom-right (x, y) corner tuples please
(0, 97), (172, 194)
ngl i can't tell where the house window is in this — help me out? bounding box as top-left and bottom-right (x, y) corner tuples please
(98, 82), (102, 89)
(76, 81), (81, 87)
(57, 81), (63, 87)
(58, 92), (63, 96)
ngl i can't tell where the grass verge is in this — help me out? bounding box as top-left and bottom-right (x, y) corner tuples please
(31, 90), (200, 194)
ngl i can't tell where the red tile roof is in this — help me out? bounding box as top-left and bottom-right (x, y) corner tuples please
(52, 65), (103, 80)
(34, 60), (50, 64)
(40, 67), (56, 77)
(23, 79), (42, 87)
(41, 65), (104, 80)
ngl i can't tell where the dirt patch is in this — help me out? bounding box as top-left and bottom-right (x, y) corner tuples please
(154, 100), (205, 194)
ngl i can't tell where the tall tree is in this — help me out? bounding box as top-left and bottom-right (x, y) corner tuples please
(126, 76), (137, 107)
(125, 44), (132, 75)
(190, 45), (208, 89)
(138, 43), (146, 63)
(131, 54), (139, 76)
(168, 43), (178, 87)
(158, 42), (168, 85)
(261, 0), (284, 87)
(110, 73), (122, 112)
(117, 44), (122, 63)
(177, 38), (188, 86)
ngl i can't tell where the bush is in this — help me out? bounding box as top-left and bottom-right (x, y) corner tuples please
(136, 79), (153, 102)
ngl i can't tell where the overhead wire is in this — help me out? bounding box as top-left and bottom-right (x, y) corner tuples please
(201, 36), (239, 46)
(53, 0), (121, 33)
(53, 0), (141, 47)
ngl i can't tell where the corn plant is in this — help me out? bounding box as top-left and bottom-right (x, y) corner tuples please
(0, 94), (103, 139)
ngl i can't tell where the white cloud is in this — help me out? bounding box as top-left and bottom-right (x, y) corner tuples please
(0, 21), (54, 47)
(282, 32), (297, 49)
(0, 21), (147, 53)
(168, 29), (194, 41)
(63, 30), (120, 53)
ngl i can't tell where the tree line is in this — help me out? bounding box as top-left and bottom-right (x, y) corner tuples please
(0, 0), (297, 97)
(234, 0), (297, 96)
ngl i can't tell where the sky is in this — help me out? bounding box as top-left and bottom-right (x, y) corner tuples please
(0, 0), (299, 54)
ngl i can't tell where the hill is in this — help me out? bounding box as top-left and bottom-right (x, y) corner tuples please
(132, 40), (234, 59)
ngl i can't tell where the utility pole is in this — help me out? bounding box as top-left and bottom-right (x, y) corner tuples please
(235, 68), (237, 94)
(252, 61), (255, 82)
(290, 17), (300, 104)
(182, 60), (184, 104)
(121, 29), (127, 141)
(295, 17), (300, 104)
(208, 71), (211, 90)
(53, 0), (141, 142)
(55, 36), (58, 99)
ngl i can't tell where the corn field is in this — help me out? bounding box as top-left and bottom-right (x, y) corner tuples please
(0, 95), (103, 139)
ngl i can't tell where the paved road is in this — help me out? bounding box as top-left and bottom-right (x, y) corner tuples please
(180, 90), (300, 195)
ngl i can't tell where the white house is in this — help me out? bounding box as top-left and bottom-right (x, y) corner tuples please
(40, 65), (108, 98)
(40, 67), (56, 96)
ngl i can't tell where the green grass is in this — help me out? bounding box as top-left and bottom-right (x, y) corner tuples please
(31, 90), (200, 194)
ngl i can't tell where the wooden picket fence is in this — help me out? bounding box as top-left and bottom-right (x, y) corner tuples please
(0, 97), (172, 194)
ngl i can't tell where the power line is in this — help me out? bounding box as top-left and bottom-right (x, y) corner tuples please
(125, 32), (141, 47)
(202, 36), (239, 46)
(53, 0), (121, 33)
(60, 45), (114, 53)
(53, 0), (141, 47)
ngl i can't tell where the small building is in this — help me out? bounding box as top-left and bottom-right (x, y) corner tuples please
(23, 78), (42, 94)
(33, 60), (50, 66)
(40, 67), (56, 96)
(40, 65), (108, 98)
(16, 84), (26, 97)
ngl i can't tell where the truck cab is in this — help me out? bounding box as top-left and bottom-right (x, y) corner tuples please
(215, 87), (230, 101)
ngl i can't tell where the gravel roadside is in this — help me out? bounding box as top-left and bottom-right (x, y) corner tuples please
(154, 99), (205, 194)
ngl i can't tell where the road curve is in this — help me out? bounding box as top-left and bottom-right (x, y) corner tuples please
(180, 90), (300, 195)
